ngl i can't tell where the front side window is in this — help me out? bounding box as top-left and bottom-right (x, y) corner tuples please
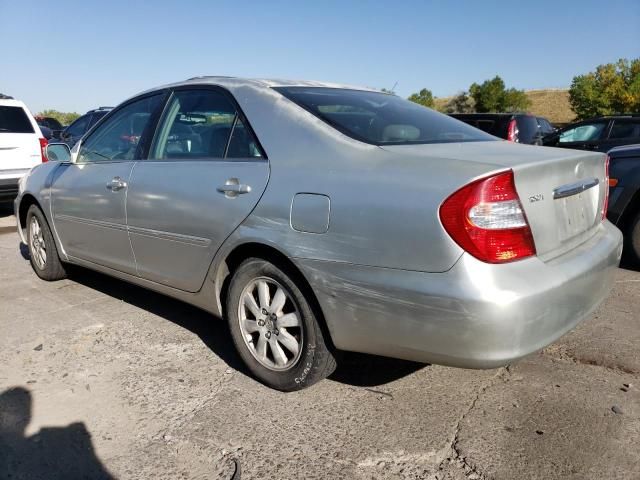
(274, 87), (494, 145)
(150, 89), (263, 160)
(559, 122), (606, 143)
(77, 95), (162, 163)
(0, 106), (34, 133)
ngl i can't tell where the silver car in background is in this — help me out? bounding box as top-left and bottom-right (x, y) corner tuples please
(14, 77), (622, 390)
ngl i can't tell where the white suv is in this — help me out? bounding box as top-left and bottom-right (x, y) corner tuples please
(0, 96), (47, 202)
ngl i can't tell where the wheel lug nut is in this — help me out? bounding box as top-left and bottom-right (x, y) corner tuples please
(265, 331), (271, 339)
(261, 308), (268, 315)
(258, 319), (265, 327)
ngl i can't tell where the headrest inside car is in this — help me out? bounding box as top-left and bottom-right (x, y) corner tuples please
(382, 124), (420, 142)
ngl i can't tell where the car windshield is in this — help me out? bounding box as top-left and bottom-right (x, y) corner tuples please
(274, 87), (495, 145)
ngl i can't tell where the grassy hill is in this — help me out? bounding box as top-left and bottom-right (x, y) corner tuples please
(434, 89), (574, 124)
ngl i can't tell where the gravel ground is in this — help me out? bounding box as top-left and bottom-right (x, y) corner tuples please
(0, 203), (638, 480)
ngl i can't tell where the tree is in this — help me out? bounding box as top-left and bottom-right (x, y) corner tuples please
(444, 91), (475, 113)
(36, 109), (81, 126)
(469, 76), (530, 112)
(408, 88), (435, 108)
(569, 58), (640, 119)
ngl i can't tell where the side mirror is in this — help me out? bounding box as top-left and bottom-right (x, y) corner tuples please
(46, 143), (72, 163)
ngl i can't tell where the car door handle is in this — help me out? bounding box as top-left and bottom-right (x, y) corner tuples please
(217, 178), (251, 198)
(106, 177), (127, 192)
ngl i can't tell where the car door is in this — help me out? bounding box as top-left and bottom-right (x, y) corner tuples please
(51, 93), (164, 274)
(126, 87), (269, 292)
(555, 120), (610, 151)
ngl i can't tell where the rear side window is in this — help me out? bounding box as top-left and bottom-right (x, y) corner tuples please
(151, 89), (263, 160)
(609, 120), (640, 140)
(0, 106), (34, 133)
(275, 87), (494, 145)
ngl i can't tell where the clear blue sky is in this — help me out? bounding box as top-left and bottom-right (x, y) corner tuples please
(2, 0), (639, 114)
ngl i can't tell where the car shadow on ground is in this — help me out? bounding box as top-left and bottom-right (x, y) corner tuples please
(0, 387), (114, 479)
(33, 258), (426, 388)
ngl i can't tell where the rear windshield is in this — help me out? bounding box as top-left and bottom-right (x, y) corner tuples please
(0, 106), (35, 133)
(274, 87), (495, 146)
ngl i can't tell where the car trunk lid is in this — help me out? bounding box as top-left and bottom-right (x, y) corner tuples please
(381, 141), (608, 261)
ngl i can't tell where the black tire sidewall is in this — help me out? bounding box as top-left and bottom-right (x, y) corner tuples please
(226, 258), (324, 391)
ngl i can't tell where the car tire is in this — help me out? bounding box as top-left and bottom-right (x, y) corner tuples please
(26, 205), (66, 281)
(627, 211), (640, 266)
(226, 257), (336, 391)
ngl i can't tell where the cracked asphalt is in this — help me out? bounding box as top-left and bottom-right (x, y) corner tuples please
(1, 203), (639, 480)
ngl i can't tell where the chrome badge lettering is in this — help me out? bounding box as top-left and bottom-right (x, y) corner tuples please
(529, 194), (544, 203)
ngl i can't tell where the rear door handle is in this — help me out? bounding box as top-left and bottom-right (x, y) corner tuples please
(217, 178), (251, 198)
(107, 177), (127, 192)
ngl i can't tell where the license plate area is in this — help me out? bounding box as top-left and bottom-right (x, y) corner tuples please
(554, 183), (599, 242)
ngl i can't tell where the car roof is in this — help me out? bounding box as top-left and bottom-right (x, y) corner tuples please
(138, 76), (382, 97)
(0, 98), (28, 109)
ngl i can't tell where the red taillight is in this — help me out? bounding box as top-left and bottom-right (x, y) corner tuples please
(439, 170), (536, 263)
(602, 155), (610, 221)
(39, 138), (48, 163)
(506, 119), (519, 142)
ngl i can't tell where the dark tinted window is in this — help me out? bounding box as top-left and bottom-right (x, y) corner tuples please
(516, 116), (539, 142)
(609, 120), (640, 139)
(65, 114), (91, 137)
(151, 89), (263, 159)
(227, 117), (263, 158)
(275, 87), (494, 145)
(0, 106), (34, 133)
(78, 95), (162, 163)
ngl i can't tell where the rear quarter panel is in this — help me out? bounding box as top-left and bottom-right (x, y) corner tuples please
(227, 85), (504, 273)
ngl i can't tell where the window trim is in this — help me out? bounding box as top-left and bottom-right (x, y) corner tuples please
(76, 90), (169, 164)
(146, 84), (267, 163)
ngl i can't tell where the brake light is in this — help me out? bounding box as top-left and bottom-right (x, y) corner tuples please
(506, 119), (519, 142)
(39, 138), (48, 163)
(602, 155), (610, 221)
(439, 170), (536, 263)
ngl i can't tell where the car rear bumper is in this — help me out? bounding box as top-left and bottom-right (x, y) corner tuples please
(298, 221), (623, 368)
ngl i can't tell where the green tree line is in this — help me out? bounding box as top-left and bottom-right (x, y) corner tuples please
(405, 57), (639, 120)
(36, 109), (81, 126)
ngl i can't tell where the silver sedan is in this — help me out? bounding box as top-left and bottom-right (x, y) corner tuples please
(14, 78), (623, 390)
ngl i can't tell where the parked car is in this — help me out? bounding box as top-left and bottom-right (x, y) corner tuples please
(606, 144), (640, 264)
(0, 97), (47, 202)
(15, 78), (622, 391)
(53, 107), (112, 147)
(449, 113), (549, 145)
(36, 122), (53, 140)
(35, 116), (65, 137)
(543, 115), (640, 151)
